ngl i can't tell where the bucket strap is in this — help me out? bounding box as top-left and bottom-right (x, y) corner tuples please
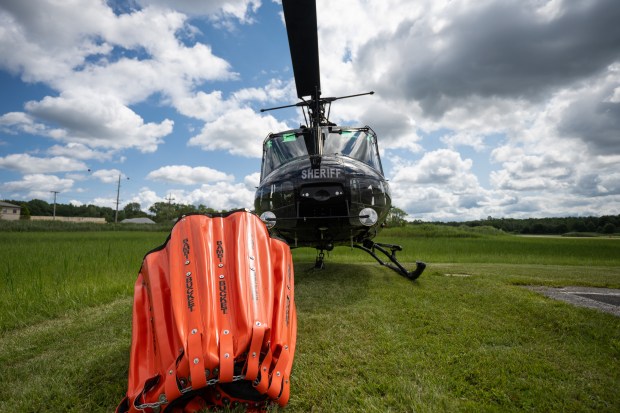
(187, 330), (207, 389)
(219, 328), (234, 382)
(253, 347), (273, 393)
(244, 324), (266, 381)
(267, 345), (290, 400)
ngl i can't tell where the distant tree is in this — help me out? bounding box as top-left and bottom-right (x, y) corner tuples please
(123, 202), (146, 219)
(149, 202), (177, 222)
(387, 207), (408, 227)
(27, 199), (52, 216)
(571, 220), (587, 232)
(602, 222), (616, 234)
(198, 204), (219, 214)
(177, 204), (198, 216)
(99, 207), (116, 223)
(19, 203), (31, 220)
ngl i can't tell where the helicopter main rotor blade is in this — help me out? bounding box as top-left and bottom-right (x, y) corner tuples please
(282, 0), (321, 100)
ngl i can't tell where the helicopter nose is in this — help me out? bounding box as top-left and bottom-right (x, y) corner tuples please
(314, 189), (330, 201)
(300, 184), (344, 202)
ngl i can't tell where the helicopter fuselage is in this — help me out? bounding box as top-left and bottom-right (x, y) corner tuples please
(255, 126), (391, 250)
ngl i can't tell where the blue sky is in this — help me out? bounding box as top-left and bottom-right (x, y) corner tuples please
(1, 0), (619, 221)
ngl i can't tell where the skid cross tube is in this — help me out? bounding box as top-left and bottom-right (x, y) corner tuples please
(353, 239), (426, 281)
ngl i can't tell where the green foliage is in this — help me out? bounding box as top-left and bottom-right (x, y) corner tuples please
(386, 206), (408, 227)
(19, 203), (30, 220)
(1, 230), (619, 412)
(440, 214), (620, 235)
(123, 202), (147, 219)
(2, 199), (229, 224)
(148, 202), (223, 223)
(5, 198), (119, 222)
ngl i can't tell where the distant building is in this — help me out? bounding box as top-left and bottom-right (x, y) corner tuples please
(121, 217), (156, 224)
(31, 216), (106, 224)
(0, 201), (21, 221)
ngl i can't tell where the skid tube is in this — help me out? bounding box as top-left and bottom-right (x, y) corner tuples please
(353, 239), (426, 281)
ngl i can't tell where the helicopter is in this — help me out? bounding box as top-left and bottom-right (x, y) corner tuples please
(255, 0), (425, 280)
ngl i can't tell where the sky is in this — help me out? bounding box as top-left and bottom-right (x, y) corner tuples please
(1, 0), (619, 221)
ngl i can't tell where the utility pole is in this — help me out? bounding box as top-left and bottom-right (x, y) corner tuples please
(165, 194), (175, 205)
(114, 174), (121, 223)
(114, 173), (129, 223)
(50, 191), (59, 220)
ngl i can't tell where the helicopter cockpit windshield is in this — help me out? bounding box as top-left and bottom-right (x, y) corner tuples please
(261, 131), (309, 178)
(324, 128), (383, 173)
(261, 127), (383, 178)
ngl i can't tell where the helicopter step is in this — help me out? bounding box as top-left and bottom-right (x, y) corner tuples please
(353, 239), (426, 281)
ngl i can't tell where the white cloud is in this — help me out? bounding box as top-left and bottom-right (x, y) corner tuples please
(389, 149), (490, 219)
(181, 181), (256, 210)
(47, 143), (114, 161)
(0, 153), (87, 173)
(126, 187), (162, 212)
(244, 172), (261, 189)
(0, 112), (65, 137)
(1, 174), (74, 198)
(91, 196), (116, 209)
(440, 132), (486, 152)
(91, 169), (124, 184)
(0, 1), (241, 153)
(25, 93), (174, 153)
(136, 0), (261, 23)
(146, 165), (234, 185)
(132, 181), (256, 212)
(188, 108), (289, 157)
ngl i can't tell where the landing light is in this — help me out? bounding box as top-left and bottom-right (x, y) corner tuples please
(260, 211), (276, 229)
(359, 208), (378, 226)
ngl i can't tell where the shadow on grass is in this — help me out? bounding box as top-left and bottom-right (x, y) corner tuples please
(293, 261), (372, 314)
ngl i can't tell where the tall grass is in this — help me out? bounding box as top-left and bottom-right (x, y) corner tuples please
(0, 219), (173, 232)
(291, 226), (620, 267)
(0, 231), (167, 332)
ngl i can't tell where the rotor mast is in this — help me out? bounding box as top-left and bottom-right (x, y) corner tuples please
(268, 0), (375, 156)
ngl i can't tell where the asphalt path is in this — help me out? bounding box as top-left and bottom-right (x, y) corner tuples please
(526, 286), (620, 317)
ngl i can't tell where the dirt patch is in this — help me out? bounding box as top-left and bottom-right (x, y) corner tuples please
(525, 286), (620, 317)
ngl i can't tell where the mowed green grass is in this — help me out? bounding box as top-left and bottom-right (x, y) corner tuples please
(0, 228), (619, 412)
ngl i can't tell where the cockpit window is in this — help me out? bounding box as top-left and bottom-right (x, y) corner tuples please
(261, 127), (383, 179)
(261, 131), (309, 178)
(324, 128), (382, 172)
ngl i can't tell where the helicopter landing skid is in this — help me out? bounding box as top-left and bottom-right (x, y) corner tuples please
(314, 250), (326, 270)
(354, 239), (426, 281)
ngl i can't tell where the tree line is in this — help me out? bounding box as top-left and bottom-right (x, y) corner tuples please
(429, 215), (619, 235)
(3, 199), (228, 224)
(4, 199), (619, 233)
(386, 207), (618, 235)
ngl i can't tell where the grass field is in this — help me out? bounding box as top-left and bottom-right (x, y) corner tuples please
(0, 227), (619, 412)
